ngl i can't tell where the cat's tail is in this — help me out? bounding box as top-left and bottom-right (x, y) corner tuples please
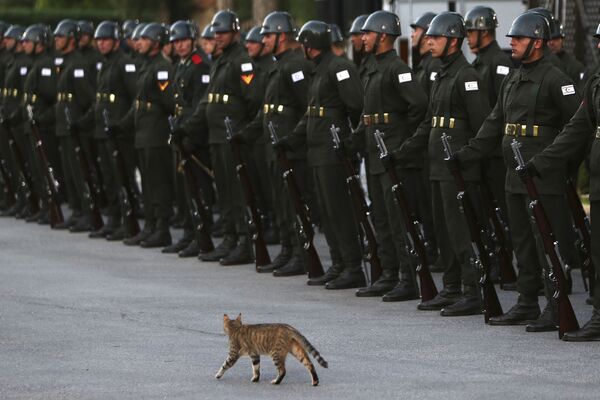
(292, 330), (328, 368)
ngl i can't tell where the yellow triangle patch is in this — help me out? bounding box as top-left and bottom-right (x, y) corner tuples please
(241, 74), (254, 85)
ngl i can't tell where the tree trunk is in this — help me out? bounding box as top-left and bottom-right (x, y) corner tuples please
(252, 0), (278, 25)
(216, 0), (234, 10)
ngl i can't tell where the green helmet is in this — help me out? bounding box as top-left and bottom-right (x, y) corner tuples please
(260, 11), (295, 35)
(211, 10), (240, 33)
(122, 20), (139, 40)
(140, 22), (168, 45)
(361, 10), (401, 36)
(245, 26), (263, 43)
(297, 20), (331, 50)
(329, 23), (343, 43)
(53, 19), (81, 40)
(349, 14), (368, 35)
(94, 21), (120, 40)
(78, 20), (94, 36)
(23, 24), (52, 46)
(201, 24), (214, 39)
(169, 20), (196, 42)
(464, 6), (498, 31)
(506, 12), (549, 40)
(426, 12), (465, 38)
(527, 8), (560, 39)
(410, 12), (436, 30)
(5, 25), (25, 40)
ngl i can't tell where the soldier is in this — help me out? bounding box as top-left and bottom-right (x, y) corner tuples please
(279, 20), (365, 289)
(527, 8), (566, 73)
(391, 12), (490, 315)
(200, 24), (217, 61)
(121, 20), (139, 56)
(348, 14), (369, 74)
(163, 20), (212, 257)
(353, 11), (428, 300)
(547, 19), (585, 88)
(117, 23), (175, 248)
(176, 10), (262, 265)
(524, 23), (600, 341)
(0, 21), (14, 213)
(453, 12), (581, 331)
(329, 24), (345, 57)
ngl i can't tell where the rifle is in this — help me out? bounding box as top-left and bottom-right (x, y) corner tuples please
(565, 178), (594, 295)
(510, 139), (580, 338)
(168, 116), (214, 253)
(479, 179), (518, 288)
(0, 112), (40, 214)
(330, 124), (381, 284)
(224, 116), (271, 269)
(374, 129), (438, 301)
(0, 156), (16, 208)
(268, 122), (324, 279)
(441, 132), (503, 322)
(102, 109), (140, 238)
(26, 105), (64, 228)
(64, 107), (104, 231)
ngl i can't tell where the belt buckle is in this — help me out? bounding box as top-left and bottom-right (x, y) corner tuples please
(431, 116), (437, 128)
(208, 93), (213, 103)
(505, 123), (516, 136)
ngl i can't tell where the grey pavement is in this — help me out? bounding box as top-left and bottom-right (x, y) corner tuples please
(1, 216), (599, 400)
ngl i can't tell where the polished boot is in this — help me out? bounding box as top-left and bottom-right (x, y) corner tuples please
(124, 220), (155, 246)
(199, 234), (236, 262)
(141, 219), (172, 248)
(15, 204), (31, 219)
(54, 210), (80, 230)
(488, 296), (540, 326)
(1, 201), (22, 217)
(37, 210), (50, 225)
(211, 216), (224, 238)
(179, 240), (199, 258)
(220, 235), (254, 266)
(257, 245), (292, 273)
(89, 216), (118, 238)
(162, 231), (193, 253)
(356, 270), (399, 297)
(25, 210), (42, 223)
(69, 215), (92, 233)
(562, 308), (600, 342)
(325, 268), (366, 290)
(417, 287), (461, 310)
(307, 263), (344, 286)
(440, 286), (483, 316)
(106, 226), (127, 241)
(525, 301), (558, 332)
(382, 281), (419, 302)
(273, 255), (305, 277)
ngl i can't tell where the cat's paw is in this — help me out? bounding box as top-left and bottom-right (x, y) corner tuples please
(251, 375), (260, 383)
(215, 368), (224, 379)
(270, 379), (281, 385)
(312, 379), (319, 387)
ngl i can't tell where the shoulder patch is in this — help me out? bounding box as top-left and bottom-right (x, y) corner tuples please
(41, 67), (52, 77)
(96, 62), (102, 71)
(241, 62), (253, 72)
(201, 74), (210, 83)
(291, 71), (304, 82)
(241, 74), (254, 85)
(496, 65), (509, 75)
(157, 71), (169, 80)
(398, 72), (412, 83)
(73, 69), (85, 78)
(464, 81), (479, 91)
(561, 84), (576, 96)
(430, 72), (437, 81)
(54, 57), (64, 66)
(336, 69), (350, 81)
(125, 64), (136, 72)
(19, 67), (28, 76)
(191, 54), (203, 65)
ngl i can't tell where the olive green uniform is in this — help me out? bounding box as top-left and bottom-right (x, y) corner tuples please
(0, 47), (15, 205)
(556, 50), (584, 90)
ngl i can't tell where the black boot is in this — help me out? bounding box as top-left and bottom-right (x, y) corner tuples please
(199, 235), (237, 262)
(37, 210), (50, 225)
(307, 263), (344, 286)
(562, 308), (600, 342)
(262, 214), (280, 245)
(220, 235), (254, 266)
(525, 301), (558, 332)
(179, 240), (199, 258)
(382, 281), (419, 302)
(325, 268), (366, 290)
(257, 245), (292, 273)
(106, 225), (127, 241)
(162, 230), (193, 253)
(429, 255), (445, 273)
(440, 285), (482, 316)
(70, 215), (92, 233)
(54, 210), (80, 230)
(211, 216), (224, 238)
(488, 296), (540, 326)
(141, 219), (172, 248)
(124, 220), (155, 246)
(356, 270), (399, 297)
(89, 216), (118, 238)
(25, 210), (42, 223)
(417, 286), (461, 310)
(273, 255), (306, 277)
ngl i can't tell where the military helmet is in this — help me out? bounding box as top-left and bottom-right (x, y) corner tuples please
(201, 24), (214, 39)
(553, 20), (565, 39)
(464, 6), (498, 31)
(94, 21), (120, 40)
(23, 24), (52, 46)
(169, 20), (196, 42)
(5, 25), (25, 40)
(506, 12), (549, 40)
(78, 20), (94, 36)
(361, 10), (401, 36)
(410, 12), (436, 30)
(349, 14), (368, 35)
(426, 12), (466, 38)
(53, 19), (81, 39)
(297, 20), (331, 49)
(595, 23), (600, 39)
(0, 21), (9, 38)
(140, 22), (168, 45)
(211, 10), (240, 33)
(260, 11), (295, 35)
(527, 8), (560, 39)
(122, 19), (139, 39)
(245, 26), (263, 43)
(329, 23), (343, 42)
(131, 23), (146, 40)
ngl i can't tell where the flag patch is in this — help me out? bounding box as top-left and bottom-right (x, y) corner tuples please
(336, 70), (350, 81)
(241, 62), (253, 72)
(464, 81), (479, 91)
(291, 71), (304, 82)
(561, 84), (575, 96)
(496, 65), (509, 75)
(398, 72), (412, 83)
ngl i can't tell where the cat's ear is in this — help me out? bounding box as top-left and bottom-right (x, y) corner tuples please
(236, 313), (242, 322)
(223, 314), (229, 322)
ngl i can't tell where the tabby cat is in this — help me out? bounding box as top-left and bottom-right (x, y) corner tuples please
(215, 314), (328, 386)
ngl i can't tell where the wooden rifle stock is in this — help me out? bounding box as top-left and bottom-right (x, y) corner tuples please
(224, 117), (271, 269)
(269, 122), (324, 279)
(373, 130), (438, 301)
(330, 124), (381, 283)
(441, 132), (502, 322)
(510, 139), (579, 338)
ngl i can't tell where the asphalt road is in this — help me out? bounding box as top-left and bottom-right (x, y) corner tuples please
(1, 217), (599, 400)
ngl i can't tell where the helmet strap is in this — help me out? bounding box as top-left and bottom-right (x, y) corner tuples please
(372, 32), (382, 54)
(522, 38), (536, 62)
(272, 32), (281, 55)
(476, 30), (482, 50)
(441, 36), (452, 58)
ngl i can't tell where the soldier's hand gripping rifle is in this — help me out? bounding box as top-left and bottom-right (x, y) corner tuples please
(168, 116), (214, 253)
(26, 105), (64, 227)
(0, 111), (40, 215)
(224, 116), (271, 269)
(565, 178), (594, 295)
(442, 132), (502, 322)
(511, 138), (580, 338)
(64, 106), (104, 231)
(374, 129), (438, 301)
(331, 124), (381, 284)
(0, 155), (16, 209)
(269, 122), (324, 279)
(102, 109), (140, 238)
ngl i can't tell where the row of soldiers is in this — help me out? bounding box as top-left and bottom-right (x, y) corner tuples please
(0, 6), (598, 342)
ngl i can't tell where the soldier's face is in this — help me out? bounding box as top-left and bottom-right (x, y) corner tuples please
(214, 31), (235, 51)
(22, 40), (35, 55)
(4, 38), (16, 51)
(54, 35), (67, 51)
(362, 31), (378, 53)
(96, 38), (114, 55)
(245, 41), (262, 58)
(466, 30), (480, 53)
(410, 27), (424, 49)
(173, 38), (193, 58)
(262, 33), (277, 54)
(79, 33), (92, 47)
(201, 38), (216, 55)
(138, 38), (153, 54)
(509, 37), (538, 60)
(428, 35), (448, 57)
(547, 37), (563, 54)
(350, 33), (364, 52)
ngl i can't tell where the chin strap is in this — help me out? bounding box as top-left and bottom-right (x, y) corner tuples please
(272, 32), (281, 55)
(522, 38), (536, 62)
(372, 32), (382, 54)
(441, 36), (452, 58)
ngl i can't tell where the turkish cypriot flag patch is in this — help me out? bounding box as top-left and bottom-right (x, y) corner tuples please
(201, 74), (210, 83)
(241, 62), (253, 72)
(496, 65), (510, 75)
(464, 81), (479, 91)
(41, 68), (52, 76)
(73, 69), (85, 78)
(20, 67), (28, 76)
(125, 64), (136, 72)
(398, 73), (412, 83)
(96, 62), (102, 71)
(336, 70), (350, 81)
(291, 71), (304, 82)
(430, 72), (437, 81)
(561, 84), (576, 96)
(54, 57), (64, 66)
